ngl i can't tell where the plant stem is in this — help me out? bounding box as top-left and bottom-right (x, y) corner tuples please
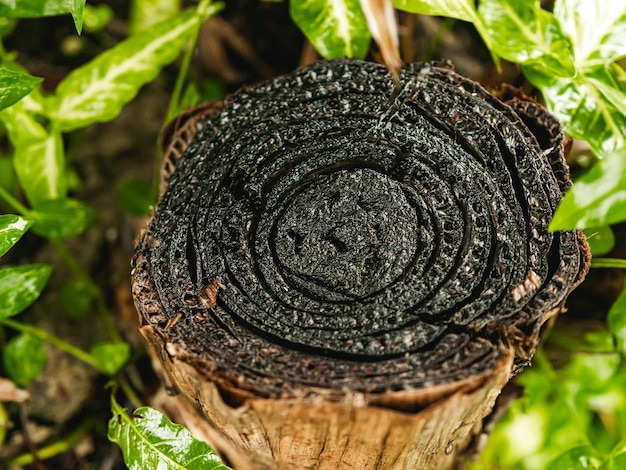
(118, 373), (143, 409)
(165, 0), (222, 122)
(7, 419), (93, 466)
(50, 238), (122, 342)
(155, 2), (209, 194)
(0, 318), (100, 369)
(154, 1), (223, 195)
(591, 258), (626, 269)
(0, 185), (30, 216)
(165, 17), (200, 124)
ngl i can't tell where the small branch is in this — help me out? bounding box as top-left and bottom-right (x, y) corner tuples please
(8, 419), (93, 467)
(18, 403), (45, 470)
(0, 185), (31, 216)
(591, 258), (626, 269)
(117, 373), (143, 409)
(0, 318), (101, 369)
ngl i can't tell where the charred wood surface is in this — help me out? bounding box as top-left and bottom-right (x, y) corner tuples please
(132, 59), (589, 469)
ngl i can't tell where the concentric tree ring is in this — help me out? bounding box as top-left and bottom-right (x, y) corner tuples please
(132, 59), (589, 400)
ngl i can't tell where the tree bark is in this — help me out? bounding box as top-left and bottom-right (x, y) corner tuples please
(132, 59), (589, 469)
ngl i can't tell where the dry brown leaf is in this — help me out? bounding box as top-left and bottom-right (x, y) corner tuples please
(0, 377), (29, 403)
(359, 0), (402, 82)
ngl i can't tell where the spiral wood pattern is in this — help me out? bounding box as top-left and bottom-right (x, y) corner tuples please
(132, 59), (588, 401)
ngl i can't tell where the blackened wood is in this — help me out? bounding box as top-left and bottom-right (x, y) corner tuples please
(132, 59), (589, 469)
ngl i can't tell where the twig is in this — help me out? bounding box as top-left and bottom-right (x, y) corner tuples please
(18, 403), (45, 470)
(0, 318), (101, 369)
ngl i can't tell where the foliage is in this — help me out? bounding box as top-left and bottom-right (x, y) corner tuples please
(0, 0), (624, 467)
(0, 0), (85, 33)
(0, 0), (228, 466)
(290, 0), (371, 59)
(470, 341), (626, 469)
(109, 394), (232, 470)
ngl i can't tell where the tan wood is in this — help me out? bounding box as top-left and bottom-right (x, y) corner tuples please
(141, 322), (514, 469)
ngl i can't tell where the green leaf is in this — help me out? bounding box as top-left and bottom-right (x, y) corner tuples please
(3, 333), (46, 387)
(130, 0), (181, 34)
(527, 66), (626, 151)
(0, 0), (85, 33)
(392, 0), (477, 22)
(14, 131), (65, 207)
(31, 198), (98, 239)
(90, 342), (130, 375)
(0, 215), (33, 258)
(478, 0), (575, 77)
(108, 395), (232, 470)
(290, 0), (371, 59)
(587, 72), (626, 122)
(564, 353), (621, 392)
(82, 4), (113, 33)
(549, 445), (601, 469)
(608, 280), (626, 355)
(584, 226), (615, 256)
(116, 179), (154, 216)
(550, 149), (626, 230)
(50, 4), (222, 132)
(553, 0), (626, 69)
(0, 264), (52, 319)
(0, 100), (66, 206)
(0, 68), (42, 112)
(61, 279), (93, 319)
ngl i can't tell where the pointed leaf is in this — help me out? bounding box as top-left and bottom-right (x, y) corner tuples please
(108, 395), (232, 470)
(0, 264), (52, 319)
(550, 149), (626, 230)
(0, 68), (42, 112)
(0, 0), (85, 33)
(14, 130), (65, 207)
(290, 0), (371, 59)
(90, 342), (130, 376)
(526, 66), (626, 151)
(0, 100), (66, 206)
(50, 5), (222, 132)
(554, 0), (626, 69)
(31, 198), (98, 239)
(0, 215), (33, 258)
(478, 0), (575, 77)
(3, 333), (46, 387)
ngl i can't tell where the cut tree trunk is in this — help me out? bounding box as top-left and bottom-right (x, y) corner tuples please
(132, 59), (590, 469)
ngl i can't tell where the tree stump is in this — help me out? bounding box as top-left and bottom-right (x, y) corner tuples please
(131, 60), (590, 469)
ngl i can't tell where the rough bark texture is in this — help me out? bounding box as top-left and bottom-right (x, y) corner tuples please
(132, 59), (589, 469)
